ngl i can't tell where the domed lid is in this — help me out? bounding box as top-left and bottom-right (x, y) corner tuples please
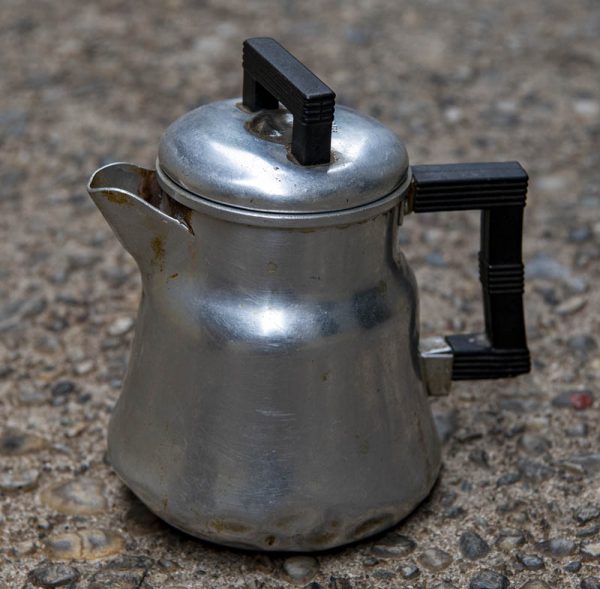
(157, 38), (409, 215)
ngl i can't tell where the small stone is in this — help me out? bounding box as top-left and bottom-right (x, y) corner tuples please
(574, 99), (600, 116)
(566, 422), (589, 437)
(495, 528), (526, 551)
(581, 578), (600, 589)
(418, 547), (453, 571)
(469, 569), (509, 589)
(517, 459), (554, 481)
(45, 529), (125, 560)
(565, 560), (582, 572)
(526, 253), (587, 292)
(535, 537), (576, 558)
(518, 433), (550, 455)
(555, 295), (587, 315)
(0, 468), (39, 492)
(87, 571), (145, 589)
(575, 506), (600, 525)
(0, 428), (47, 455)
(283, 556), (319, 582)
(11, 540), (37, 557)
(516, 553), (544, 570)
(569, 226), (592, 243)
(519, 582), (550, 589)
(51, 380), (76, 398)
(371, 534), (416, 558)
(576, 524), (600, 538)
(40, 478), (107, 515)
(28, 563), (80, 587)
(108, 317), (134, 337)
(399, 563), (419, 578)
(432, 584), (458, 589)
(581, 541), (600, 560)
(496, 472), (521, 486)
(460, 530), (491, 560)
(469, 449), (490, 467)
(564, 454), (600, 476)
(567, 334), (597, 355)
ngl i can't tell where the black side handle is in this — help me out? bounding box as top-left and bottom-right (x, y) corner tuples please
(242, 37), (335, 166)
(411, 162), (531, 380)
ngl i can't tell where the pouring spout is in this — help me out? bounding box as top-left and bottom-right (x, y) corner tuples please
(88, 163), (193, 273)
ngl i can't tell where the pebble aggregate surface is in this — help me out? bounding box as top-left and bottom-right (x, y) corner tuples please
(0, 0), (599, 587)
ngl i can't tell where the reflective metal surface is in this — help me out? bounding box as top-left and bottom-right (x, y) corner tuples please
(88, 163), (442, 551)
(157, 99), (409, 214)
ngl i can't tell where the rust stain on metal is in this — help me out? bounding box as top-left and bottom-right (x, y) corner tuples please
(352, 515), (389, 538)
(151, 236), (165, 272)
(104, 190), (131, 206)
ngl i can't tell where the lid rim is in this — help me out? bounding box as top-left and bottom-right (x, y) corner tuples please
(156, 162), (411, 228)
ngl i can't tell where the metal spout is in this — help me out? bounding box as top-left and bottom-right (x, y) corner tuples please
(87, 163), (193, 273)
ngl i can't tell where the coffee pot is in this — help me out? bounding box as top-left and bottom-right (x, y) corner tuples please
(88, 38), (530, 551)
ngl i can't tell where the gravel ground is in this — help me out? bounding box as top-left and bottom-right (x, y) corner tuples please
(1, 0), (599, 587)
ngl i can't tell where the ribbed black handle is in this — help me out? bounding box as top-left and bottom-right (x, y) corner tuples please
(411, 161), (531, 380)
(242, 37), (335, 166)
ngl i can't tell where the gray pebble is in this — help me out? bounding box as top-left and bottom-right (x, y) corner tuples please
(28, 563), (80, 587)
(517, 459), (554, 481)
(569, 226), (592, 242)
(518, 433), (550, 455)
(496, 472), (521, 486)
(495, 528), (526, 551)
(40, 478), (108, 515)
(567, 334), (597, 355)
(581, 540), (600, 559)
(581, 578), (600, 589)
(399, 563), (419, 578)
(460, 530), (490, 560)
(575, 505), (600, 525)
(516, 552), (544, 570)
(0, 468), (40, 492)
(535, 537), (576, 557)
(432, 584), (458, 589)
(87, 571), (145, 589)
(283, 556), (318, 582)
(526, 253), (587, 292)
(51, 380), (76, 398)
(576, 524), (600, 538)
(566, 422), (589, 437)
(418, 547), (453, 571)
(565, 454), (600, 476)
(519, 581), (550, 589)
(469, 449), (490, 467)
(469, 569), (509, 589)
(565, 560), (582, 572)
(371, 534), (416, 558)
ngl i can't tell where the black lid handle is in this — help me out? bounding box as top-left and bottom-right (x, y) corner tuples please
(242, 37), (335, 166)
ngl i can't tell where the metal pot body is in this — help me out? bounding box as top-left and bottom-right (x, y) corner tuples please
(106, 202), (441, 551)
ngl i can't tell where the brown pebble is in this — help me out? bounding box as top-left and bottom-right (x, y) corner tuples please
(0, 428), (47, 456)
(40, 477), (107, 515)
(45, 529), (125, 560)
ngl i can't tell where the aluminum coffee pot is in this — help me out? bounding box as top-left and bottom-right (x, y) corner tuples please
(88, 38), (530, 551)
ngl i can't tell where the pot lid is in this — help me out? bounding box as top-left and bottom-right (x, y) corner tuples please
(157, 38), (409, 214)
